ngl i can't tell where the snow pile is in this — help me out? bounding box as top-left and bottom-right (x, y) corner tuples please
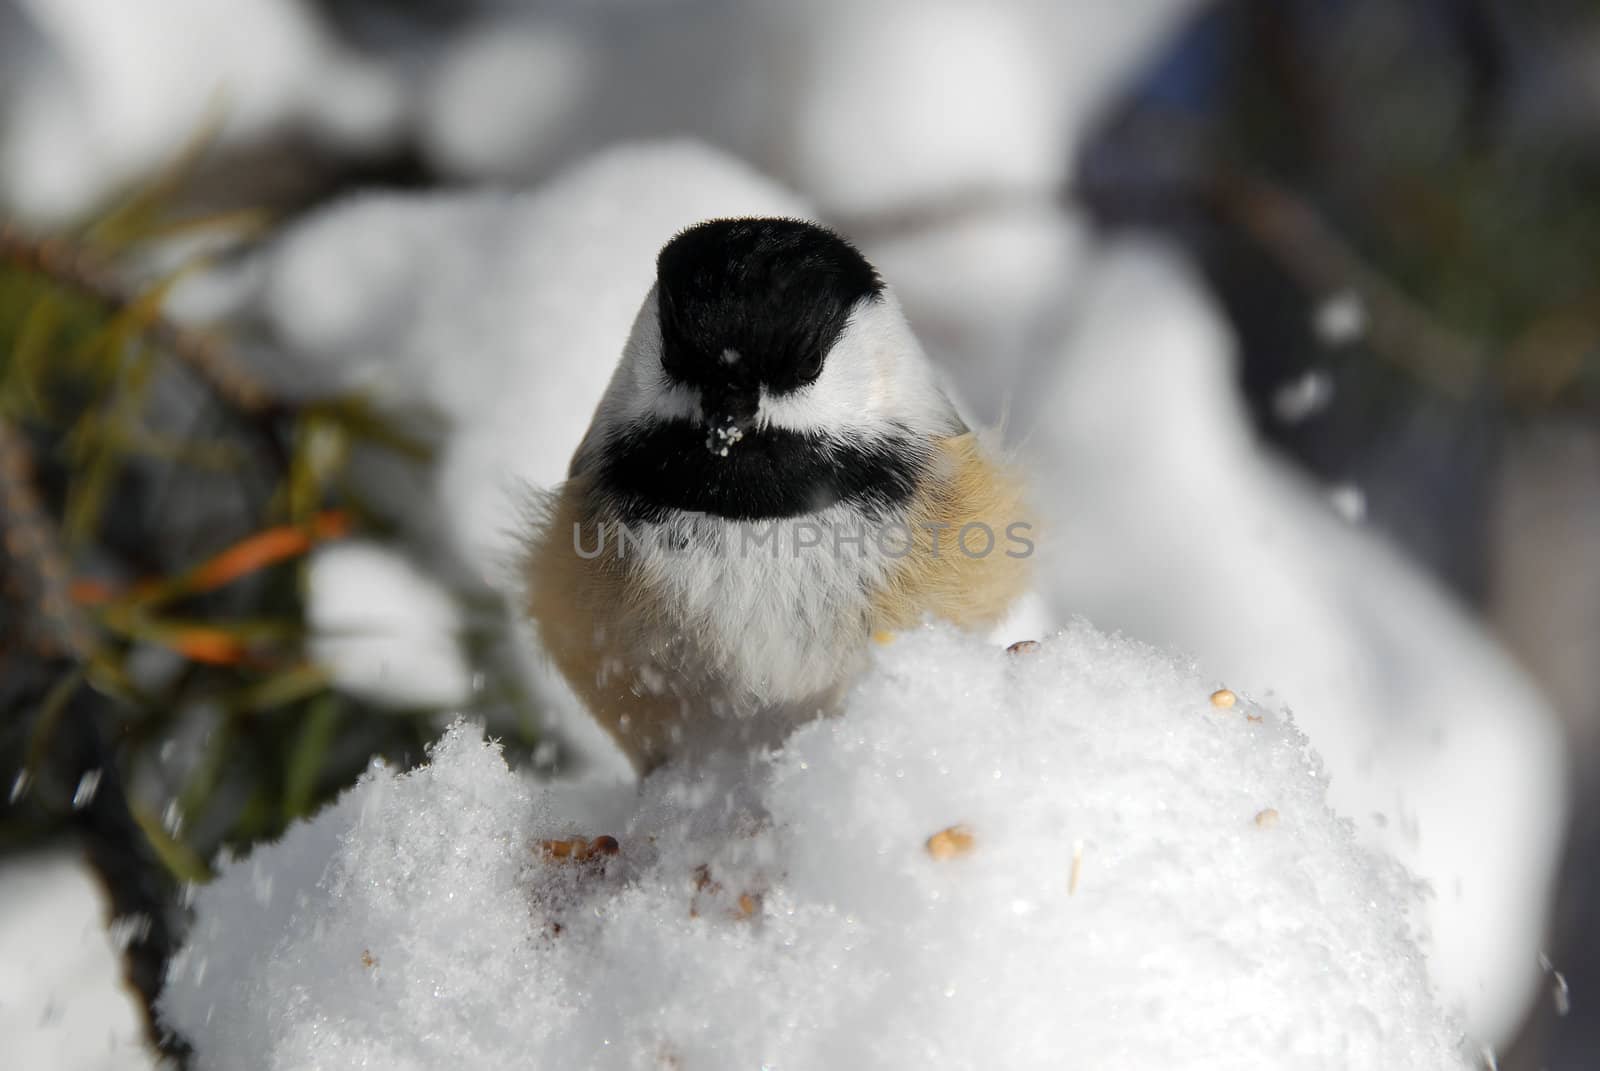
(417, 0), (1201, 218)
(419, 19), (598, 182)
(1026, 238), (1569, 1045)
(0, 0), (404, 223)
(1, 0), (1196, 225)
(0, 851), (158, 1071)
(160, 624), (1470, 1070)
(772, 0), (1063, 219)
(305, 541), (473, 710)
(769, 0), (1199, 219)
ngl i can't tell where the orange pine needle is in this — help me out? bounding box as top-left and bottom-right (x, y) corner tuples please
(188, 510), (351, 594)
(167, 628), (250, 665)
(71, 510), (352, 609)
(68, 578), (120, 606)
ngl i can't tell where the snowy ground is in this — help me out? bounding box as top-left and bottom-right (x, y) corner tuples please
(161, 625), (1473, 1071)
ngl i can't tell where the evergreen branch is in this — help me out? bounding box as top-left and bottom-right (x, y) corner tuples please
(0, 221), (274, 415)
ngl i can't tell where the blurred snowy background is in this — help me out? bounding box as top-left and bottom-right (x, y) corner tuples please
(1, 0), (1597, 1067)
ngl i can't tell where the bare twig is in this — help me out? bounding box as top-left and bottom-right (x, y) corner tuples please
(0, 415), (96, 661)
(1210, 172), (1491, 399)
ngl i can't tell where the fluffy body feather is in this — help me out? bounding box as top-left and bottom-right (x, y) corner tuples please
(525, 219), (1031, 771)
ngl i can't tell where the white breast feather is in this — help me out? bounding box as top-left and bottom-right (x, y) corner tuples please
(620, 503), (902, 704)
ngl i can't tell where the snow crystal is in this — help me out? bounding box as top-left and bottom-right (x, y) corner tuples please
(1271, 368), (1336, 424)
(161, 625), (1470, 1070)
(1540, 953), (1571, 1018)
(1327, 483), (1369, 523)
(305, 541), (472, 710)
(1314, 291), (1370, 347)
(71, 768), (103, 810)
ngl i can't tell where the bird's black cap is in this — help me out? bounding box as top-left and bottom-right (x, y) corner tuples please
(590, 218), (918, 521)
(655, 218), (884, 402)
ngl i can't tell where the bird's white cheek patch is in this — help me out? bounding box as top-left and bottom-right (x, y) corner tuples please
(868, 347), (894, 411)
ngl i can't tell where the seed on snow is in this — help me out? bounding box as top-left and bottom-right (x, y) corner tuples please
(926, 825), (976, 860)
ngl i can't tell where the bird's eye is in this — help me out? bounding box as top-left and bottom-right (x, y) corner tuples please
(794, 349), (824, 385)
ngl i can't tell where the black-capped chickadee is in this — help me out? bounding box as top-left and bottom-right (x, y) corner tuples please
(525, 218), (1031, 772)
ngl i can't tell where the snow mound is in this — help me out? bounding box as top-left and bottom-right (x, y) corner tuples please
(416, 1), (1201, 219)
(160, 625), (1470, 1070)
(0, 851), (158, 1071)
(306, 541), (472, 710)
(1029, 238), (1568, 1045)
(775, 0), (1063, 219)
(0, 0), (404, 223)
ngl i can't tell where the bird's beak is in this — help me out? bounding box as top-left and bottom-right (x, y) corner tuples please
(702, 385), (759, 457)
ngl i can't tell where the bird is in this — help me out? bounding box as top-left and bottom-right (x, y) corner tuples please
(524, 217), (1032, 773)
